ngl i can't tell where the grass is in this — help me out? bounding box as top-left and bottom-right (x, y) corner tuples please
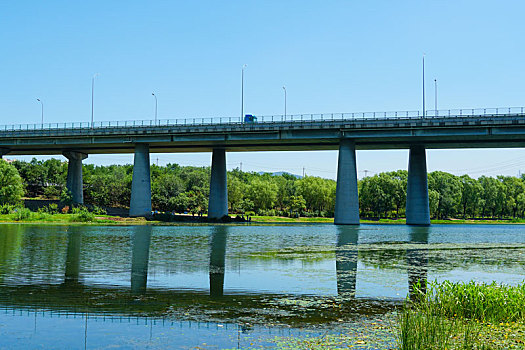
(252, 216), (525, 225)
(0, 212), (150, 225)
(397, 281), (525, 349)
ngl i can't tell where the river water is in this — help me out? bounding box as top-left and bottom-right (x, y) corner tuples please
(0, 223), (524, 349)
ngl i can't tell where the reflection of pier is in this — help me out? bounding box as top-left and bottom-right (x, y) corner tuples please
(131, 226), (152, 294)
(0, 224), (432, 325)
(407, 226), (429, 300)
(335, 226), (358, 297)
(334, 226), (430, 300)
(209, 226), (227, 297)
(65, 227), (82, 285)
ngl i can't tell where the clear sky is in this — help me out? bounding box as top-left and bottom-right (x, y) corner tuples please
(1, 1), (525, 179)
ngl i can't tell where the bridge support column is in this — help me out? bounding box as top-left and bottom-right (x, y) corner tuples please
(208, 148), (228, 219)
(63, 151), (88, 205)
(0, 148), (9, 159)
(334, 139), (360, 225)
(129, 144), (152, 217)
(406, 145), (430, 225)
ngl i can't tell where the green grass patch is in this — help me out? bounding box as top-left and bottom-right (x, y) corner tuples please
(398, 281), (525, 349)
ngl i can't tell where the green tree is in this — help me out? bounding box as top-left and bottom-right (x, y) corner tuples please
(459, 175), (483, 219)
(295, 176), (331, 214)
(0, 161), (24, 205)
(246, 178), (278, 212)
(429, 171), (461, 219)
(227, 175), (245, 212)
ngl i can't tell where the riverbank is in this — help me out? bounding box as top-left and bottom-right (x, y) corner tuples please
(251, 216), (525, 225)
(1, 212), (525, 225)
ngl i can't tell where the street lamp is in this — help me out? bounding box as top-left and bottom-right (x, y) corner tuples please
(91, 73), (100, 127)
(36, 98), (43, 127)
(152, 93), (158, 123)
(434, 79), (438, 116)
(422, 54), (425, 118)
(241, 64), (247, 122)
(282, 86), (287, 120)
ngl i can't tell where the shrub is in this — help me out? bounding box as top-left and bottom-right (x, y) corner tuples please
(12, 207), (33, 221)
(37, 203), (59, 214)
(43, 185), (62, 199)
(70, 207), (94, 222)
(91, 205), (107, 215)
(60, 188), (73, 206)
(0, 204), (17, 214)
(257, 209), (276, 216)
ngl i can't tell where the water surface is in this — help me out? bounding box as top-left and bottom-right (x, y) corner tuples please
(0, 223), (523, 349)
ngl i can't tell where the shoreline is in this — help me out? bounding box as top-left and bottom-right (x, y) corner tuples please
(0, 214), (524, 225)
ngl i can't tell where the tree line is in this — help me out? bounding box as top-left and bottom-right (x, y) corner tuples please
(2, 157), (525, 219)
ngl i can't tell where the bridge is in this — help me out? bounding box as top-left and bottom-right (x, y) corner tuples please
(1, 107), (525, 224)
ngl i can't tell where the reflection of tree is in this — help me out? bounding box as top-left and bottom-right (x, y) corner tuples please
(407, 226), (429, 300)
(209, 226), (228, 297)
(335, 226), (359, 297)
(0, 225), (25, 282)
(131, 226), (152, 295)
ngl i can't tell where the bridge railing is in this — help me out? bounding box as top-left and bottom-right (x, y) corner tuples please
(1, 107), (524, 133)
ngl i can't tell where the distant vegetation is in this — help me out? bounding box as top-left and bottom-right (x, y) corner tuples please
(3, 157), (525, 220)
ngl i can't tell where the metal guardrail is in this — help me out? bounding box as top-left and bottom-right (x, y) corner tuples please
(1, 107), (524, 133)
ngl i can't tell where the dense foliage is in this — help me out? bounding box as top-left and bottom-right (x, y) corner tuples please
(6, 157), (525, 219)
(0, 161), (24, 205)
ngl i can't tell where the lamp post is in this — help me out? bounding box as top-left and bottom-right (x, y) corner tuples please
(152, 93), (157, 123)
(241, 64), (247, 122)
(36, 98), (43, 127)
(422, 54), (425, 118)
(91, 73), (99, 127)
(434, 79), (438, 116)
(282, 86), (287, 120)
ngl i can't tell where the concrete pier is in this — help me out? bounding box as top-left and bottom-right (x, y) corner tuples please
(0, 148), (9, 159)
(334, 139), (360, 225)
(129, 144), (152, 217)
(208, 148), (228, 219)
(406, 145), (430, 225)
(63, 151), (88, 205)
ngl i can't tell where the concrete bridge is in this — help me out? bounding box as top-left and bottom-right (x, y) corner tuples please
(1, 107), (524, 224)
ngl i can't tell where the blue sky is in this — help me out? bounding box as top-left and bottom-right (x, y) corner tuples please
(1, 1), (525, 178)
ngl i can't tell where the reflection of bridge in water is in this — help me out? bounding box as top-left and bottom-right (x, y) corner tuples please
(0, 225), (429, 324)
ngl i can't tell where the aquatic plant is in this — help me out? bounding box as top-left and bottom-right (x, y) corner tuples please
(397, 281), (525, 349)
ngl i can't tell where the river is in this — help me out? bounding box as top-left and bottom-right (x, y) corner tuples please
(0, 223), (524, 349)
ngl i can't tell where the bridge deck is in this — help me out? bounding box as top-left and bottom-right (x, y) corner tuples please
(1, 108), (524, 155)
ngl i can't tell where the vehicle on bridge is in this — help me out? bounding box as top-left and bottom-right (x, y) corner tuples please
(244, 114), (257, 123)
